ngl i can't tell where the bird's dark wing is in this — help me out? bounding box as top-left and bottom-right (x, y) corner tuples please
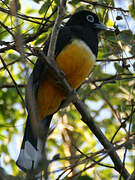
(31, 26), (73, 98)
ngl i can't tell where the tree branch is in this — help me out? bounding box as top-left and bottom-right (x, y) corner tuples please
(0, 84), (26, 89)
(80, 0), (129, 12)
(96, 56), (135, 62)
(47, 0), (66, 57)
(33, 46), (130, 179)
(0, 7), (45, 25)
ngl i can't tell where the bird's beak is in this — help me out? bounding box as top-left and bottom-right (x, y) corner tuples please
(94, 22), (107, 31)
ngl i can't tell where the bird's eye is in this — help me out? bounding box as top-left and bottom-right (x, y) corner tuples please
(86, 15), (94, 23)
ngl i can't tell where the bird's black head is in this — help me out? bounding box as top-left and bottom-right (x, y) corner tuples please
(65, 10), (106, 32)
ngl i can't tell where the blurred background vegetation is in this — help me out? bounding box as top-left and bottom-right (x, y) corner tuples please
(0, 0), (135, 179)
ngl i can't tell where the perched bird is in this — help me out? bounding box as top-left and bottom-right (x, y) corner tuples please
(16, 10), (106, 172)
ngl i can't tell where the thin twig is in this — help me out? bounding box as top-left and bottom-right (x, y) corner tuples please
(24, 23), (54, 44)
(0, 55), (25, 105)
(0, 7), (45, 25)
(0, 59), (20, 71)
(0, 44), (16, 53)
(0, 21), (14, 38)
(47, 0), (66, 58)
(0, 40), (11, 45)
(82, 74), (135, 101)
(111, 119), (127, 143)
(92, 82), (122, 123)
(0, 23), (54, 53)
(72, 144), (114, 169)
(96, 56), (135, 62)
(29, 136), (134, 178)
(120, 102), (135, 179)
(80, 0), (129, 12)
(0, 84), (26, 89)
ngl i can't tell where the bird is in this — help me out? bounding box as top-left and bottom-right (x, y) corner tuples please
(16, 10), (106, 172)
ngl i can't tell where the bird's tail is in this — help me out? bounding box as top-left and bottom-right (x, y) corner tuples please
(16, 115), (52, 172)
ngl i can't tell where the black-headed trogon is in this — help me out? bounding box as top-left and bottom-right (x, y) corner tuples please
(16, 10), (106, 172)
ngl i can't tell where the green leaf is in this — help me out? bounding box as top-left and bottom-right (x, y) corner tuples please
(77, 176), (93, 180)
(39, 1), (51, 14)
(34, 34), (47, 45)
(8, 54), (19, 60)
(119, 30), (133, 44)
(129, 4), (135, 19)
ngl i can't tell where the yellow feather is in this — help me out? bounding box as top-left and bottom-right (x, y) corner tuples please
(37, 39), (96, 119)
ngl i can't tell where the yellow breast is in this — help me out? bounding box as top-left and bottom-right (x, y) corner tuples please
(56, 39), (96, 88)
(37, 39), (96, 119)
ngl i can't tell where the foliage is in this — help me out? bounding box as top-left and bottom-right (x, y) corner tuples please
(0, 0), (135, 179)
